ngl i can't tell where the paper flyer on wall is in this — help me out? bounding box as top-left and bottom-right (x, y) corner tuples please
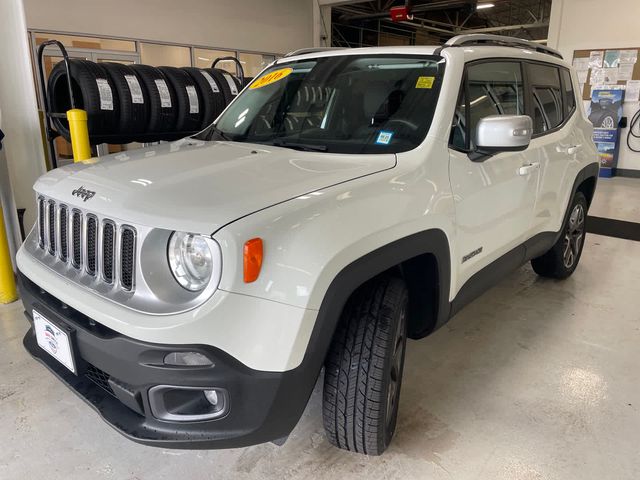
(573, 58), (590, 71)
(589, 50), (604, 68)
(603, 68), (618, 84)
(618, 63), (635, 81)
(626, 80), (640, 103)
(619, 49), (638, 64)
(604, 50), (620, 68)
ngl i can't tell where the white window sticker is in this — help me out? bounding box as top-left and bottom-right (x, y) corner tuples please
(185, 85), (199, 114)
(124, 74), (144, 104)
(96, 78), (113, 110)
(154, 79), (172, 108)
(200, 71), (220, 93)
(222, 72), (239, 95)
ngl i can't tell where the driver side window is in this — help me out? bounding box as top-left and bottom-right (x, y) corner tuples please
(450, 61), (524, 151)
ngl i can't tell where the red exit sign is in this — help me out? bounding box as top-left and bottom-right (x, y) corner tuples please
(390, 5), (413, 22)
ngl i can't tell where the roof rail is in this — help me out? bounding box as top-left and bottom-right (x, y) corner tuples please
(443, 34), (563, 60)
(283, 47), (346, 58)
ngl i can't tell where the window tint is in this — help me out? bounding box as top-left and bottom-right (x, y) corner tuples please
(455, 61), (523, 149)
(561, 69), (576, 115)
(528, 63), (563, 134)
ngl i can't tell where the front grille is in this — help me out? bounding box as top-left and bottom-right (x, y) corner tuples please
(36, 197), (137, 292)
(86, 215), (98, 275)
(85, 364), (115, 397)
(72, 210), (82, 268)
(59, 205), (68, 261)
(38, 197), (45, 247)
(102, 222), (115, 283)
(47, 201), (56, 255)
(120, 227), (136, 291)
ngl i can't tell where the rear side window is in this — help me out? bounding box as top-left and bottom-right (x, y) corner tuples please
(451, 61), (524, 150)
(528, 63), (563, 134)
(561, 69), (576, 115)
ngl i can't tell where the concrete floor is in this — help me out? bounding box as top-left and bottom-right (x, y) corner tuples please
(1, 233), (639, 479)
(590, 176), (640, 222)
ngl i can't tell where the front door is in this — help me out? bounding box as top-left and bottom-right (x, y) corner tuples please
(448, 60), (540, 294)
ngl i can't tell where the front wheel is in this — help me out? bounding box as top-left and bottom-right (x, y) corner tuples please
(531, 191), (587, 279)
(322, 276), (409, 455)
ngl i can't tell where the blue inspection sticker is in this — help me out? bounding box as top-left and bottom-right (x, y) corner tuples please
(376, 131), (394, 145)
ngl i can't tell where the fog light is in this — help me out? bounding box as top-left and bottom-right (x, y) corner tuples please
(149, 385), (229, 422)
(163, 351), (213, 366)
(204, 389), (219, 405)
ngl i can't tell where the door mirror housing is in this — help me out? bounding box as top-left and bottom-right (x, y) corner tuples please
(472, 115), (533, 161)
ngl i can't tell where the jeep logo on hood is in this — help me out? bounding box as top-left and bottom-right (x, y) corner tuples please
(72, 186), (96, 202)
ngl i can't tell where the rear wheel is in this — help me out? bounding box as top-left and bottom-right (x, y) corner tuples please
(323, 276), (408, 455)
(531, 191), (587, 279)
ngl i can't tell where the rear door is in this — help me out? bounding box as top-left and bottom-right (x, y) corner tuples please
(448, 60), (540, 292)
(526, 63), (580, 235)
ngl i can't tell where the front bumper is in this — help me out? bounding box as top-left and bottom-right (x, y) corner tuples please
(19, 272), (317, 449)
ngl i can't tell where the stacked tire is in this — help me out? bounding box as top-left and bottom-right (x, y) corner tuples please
(47, 59), (243, 145)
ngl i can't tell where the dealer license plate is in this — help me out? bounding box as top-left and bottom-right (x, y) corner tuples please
(33, 309), (77, 374)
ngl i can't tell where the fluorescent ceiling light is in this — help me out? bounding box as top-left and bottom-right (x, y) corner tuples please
(477, 2), (495, 9)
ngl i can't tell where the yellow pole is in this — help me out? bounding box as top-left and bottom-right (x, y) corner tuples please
(66, 109), (91, 162)
(0, 203), (17, 304)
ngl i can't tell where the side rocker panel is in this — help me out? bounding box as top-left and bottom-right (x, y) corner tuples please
(449, 162), (599, 318)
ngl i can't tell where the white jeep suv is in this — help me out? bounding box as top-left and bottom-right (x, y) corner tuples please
(17, 34), (598, 455)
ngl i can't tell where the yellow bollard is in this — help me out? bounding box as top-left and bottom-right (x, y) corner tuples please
(66, 109), (92, 162)
(0, 204), (18, 304)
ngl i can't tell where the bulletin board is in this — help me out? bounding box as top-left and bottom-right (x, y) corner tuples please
(572, 48), (640, 102)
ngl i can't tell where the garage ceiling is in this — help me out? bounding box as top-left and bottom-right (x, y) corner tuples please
(331, 0), (552, 47)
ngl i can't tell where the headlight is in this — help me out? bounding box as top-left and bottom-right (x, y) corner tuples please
(168, 232), (214, 291)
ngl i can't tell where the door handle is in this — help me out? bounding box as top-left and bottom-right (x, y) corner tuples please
(518, 162), (540, 176)
(557, 144), (582, 155)
(566, 144), (582, 155)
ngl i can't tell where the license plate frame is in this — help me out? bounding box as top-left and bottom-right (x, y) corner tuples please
(33, 309), (77, 375)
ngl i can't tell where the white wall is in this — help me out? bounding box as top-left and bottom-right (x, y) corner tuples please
(23, 0), (314, 55)
(549, 0), (640, 171)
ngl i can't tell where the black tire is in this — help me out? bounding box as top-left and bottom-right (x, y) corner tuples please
(203, 68), (240, 106)
(181, 67), (226, 129)
(100, 62), (149, 137)
(129, 64), (178, 138)
(323, 276), (409, 455)
(531, 191), (587, 279)
(157, 66), (203, 133)
(47, 59), (120, 144)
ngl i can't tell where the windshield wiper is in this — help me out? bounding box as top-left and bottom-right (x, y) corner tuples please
(203, 125), (233, 142)
(270, 139), (328, 152)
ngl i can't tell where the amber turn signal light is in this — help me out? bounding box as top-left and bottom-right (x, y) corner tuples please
(243, 238), (263, 283)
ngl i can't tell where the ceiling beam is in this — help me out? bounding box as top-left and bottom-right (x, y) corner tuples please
(459, 22), (549, 34)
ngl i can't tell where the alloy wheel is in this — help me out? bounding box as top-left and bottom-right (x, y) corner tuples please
(563, 203), (585, 268)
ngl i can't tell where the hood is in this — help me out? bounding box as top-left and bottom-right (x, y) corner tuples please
(35, 139), (396, 234)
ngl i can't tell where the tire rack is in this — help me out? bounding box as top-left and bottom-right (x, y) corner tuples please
(211, 56), (245, 88)
(36, 39), (73, 169)
(36, 43), (246, 169)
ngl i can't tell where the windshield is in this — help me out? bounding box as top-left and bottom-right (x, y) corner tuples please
(199, 54), (444, 154)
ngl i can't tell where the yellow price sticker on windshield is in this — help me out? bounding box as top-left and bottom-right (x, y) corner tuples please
(415, 76), (435, 89)
(250, 67), (293, 89)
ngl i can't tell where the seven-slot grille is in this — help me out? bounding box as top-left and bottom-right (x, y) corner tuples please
(37, 196), (136, 292)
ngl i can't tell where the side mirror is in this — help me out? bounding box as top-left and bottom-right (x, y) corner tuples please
(472, 115), (533, 161)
